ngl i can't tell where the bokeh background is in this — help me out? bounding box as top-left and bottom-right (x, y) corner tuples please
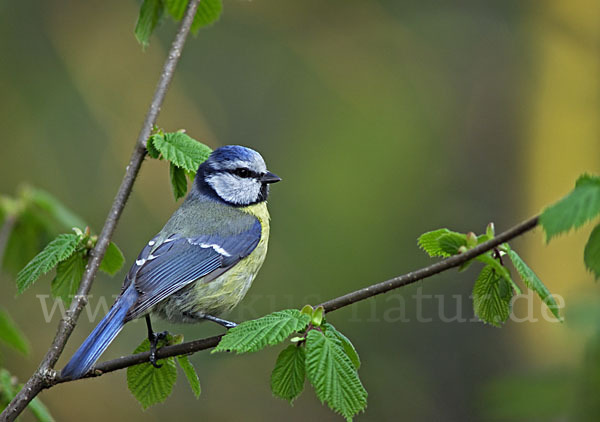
(1, 0), (600, 420)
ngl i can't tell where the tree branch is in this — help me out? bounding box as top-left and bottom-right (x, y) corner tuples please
(45, 214), (540, 386)
(0, 1), (201, 420)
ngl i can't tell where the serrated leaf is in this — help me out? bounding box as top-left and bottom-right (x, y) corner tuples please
(151, 132), (212, 173)
(191, 0), (223, 33)
(16, 233), (80, 294)
(438, 232), (467, 256)
(213, 310), (310, 354)
(127, 338), (177, 409)
(305, 330), (367, 421)
(476, 253), (521, 295)
(584, 223), (600, 281)
(146, 135), (161, 159)
(24, 187), (87, 230)
(134, 0), (165, 47)
(271, 344), (306, 403)
(472, 265), (512, 327)
(506, 246), (561, 319)
(324, 323), (360, 370)
(51, 251), (86, 306)
(418, 229), (452, 257)
(540, 174), (600, 241)
(0, 308), (30, 355)
(99, 242), (125, 276)
(165, 0), (187, 20)
(169, 162), (188, 200)
(177, 355), (201, 398)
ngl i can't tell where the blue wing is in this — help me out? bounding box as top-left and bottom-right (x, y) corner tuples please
(124, 218), (262, 320)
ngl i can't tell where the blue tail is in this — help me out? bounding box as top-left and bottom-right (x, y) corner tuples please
(61, 288), (137, 379)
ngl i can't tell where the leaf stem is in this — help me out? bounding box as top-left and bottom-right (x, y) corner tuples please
(0, 1), (201, 420)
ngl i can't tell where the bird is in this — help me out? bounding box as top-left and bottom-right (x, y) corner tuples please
(61, 145), (281, 379)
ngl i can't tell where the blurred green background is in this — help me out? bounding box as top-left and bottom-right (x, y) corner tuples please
(1, 0), (600, 420)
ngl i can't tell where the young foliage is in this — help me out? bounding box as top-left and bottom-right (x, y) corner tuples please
(417, 228), (453, 257)
(176, 355), (201, 398)
(135, 0), (223, 47)
(475, 253), (521, 295)
(16, 233), (79, 294)
(149, 132), (212, 173)
(213, 310), (310, 354)
(98, 242), (125, 276)
(305, 329), (367, 421)
(505, 245), (561, 319)
(540, 174), (600, 241)
(323, 323), (360, 370)
(148, 131), (212, 199)
(169, 163), (188, 200)
(472, 265), (512, 327)
(134, 0), (165, 47)
(271, 344), (306, 403)
(584, 224), (600, 280)
(127, 338), (177, 409)
(0, 308), (30, 355)
(51, 251), (86, 306)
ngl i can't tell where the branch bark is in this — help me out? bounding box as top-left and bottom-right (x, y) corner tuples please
(0, 1), (201, 420)
(44, 214), (540, 386)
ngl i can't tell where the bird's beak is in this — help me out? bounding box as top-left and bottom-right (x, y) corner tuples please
(261, 171), (282, 184)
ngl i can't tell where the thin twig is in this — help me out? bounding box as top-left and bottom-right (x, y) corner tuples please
(0, 1), (201, 420)
(46, 215), (540, 385)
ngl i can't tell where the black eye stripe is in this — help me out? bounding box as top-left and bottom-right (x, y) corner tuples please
(230, 168), (260, 179)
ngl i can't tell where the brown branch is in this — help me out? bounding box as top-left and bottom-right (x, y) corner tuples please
(0, 1), (201, 420)
(45, 214), (540, 386)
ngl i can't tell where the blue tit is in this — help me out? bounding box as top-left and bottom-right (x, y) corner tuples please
(61, 145), (281, 379)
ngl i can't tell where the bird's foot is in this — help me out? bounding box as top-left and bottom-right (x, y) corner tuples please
(149, 330), (169, 368)
(202, 314), (238, 329)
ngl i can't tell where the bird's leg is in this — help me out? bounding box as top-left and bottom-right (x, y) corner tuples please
(145, 315), (168, 368)
(202, 314), (238, 329)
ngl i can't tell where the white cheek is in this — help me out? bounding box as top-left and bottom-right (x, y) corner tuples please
(206, 174), (262, 205)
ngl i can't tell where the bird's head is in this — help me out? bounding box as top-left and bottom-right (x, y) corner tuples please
(196, 145), (281, 206)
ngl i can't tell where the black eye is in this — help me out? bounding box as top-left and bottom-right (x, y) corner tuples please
(234, 168), (251, 178)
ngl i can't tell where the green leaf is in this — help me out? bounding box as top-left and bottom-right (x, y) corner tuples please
(540, 173), (600, 241)
(127, 338), (177, 409)
(169, 162), (188, 200)
(305, 329), (367, 421)
(323, 323), (360, 370)
(472, 265), (512, 327)
(16, 233), (80, 294)
(24, 187), (87, 230)
(134, 0), (165, 47)
(437, 232), (467, 256)
(476, 252), (521, 295)
(271, 344), (306, 403)
(506, 246), (561, 320)
(177, 355), (201, 398)
(417, 229), (452, 257)
(0, 308), (30, 355)
(165, 0), (188, 20)
(99, 242), (125, 276)
(584, 223), (600, 281)
(51, 251), (87, 306)
(151, 132), (212, 173)
(146, 135), (161, 159)
(213, 309), (311, 354)
(191, 0), (223, 33)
